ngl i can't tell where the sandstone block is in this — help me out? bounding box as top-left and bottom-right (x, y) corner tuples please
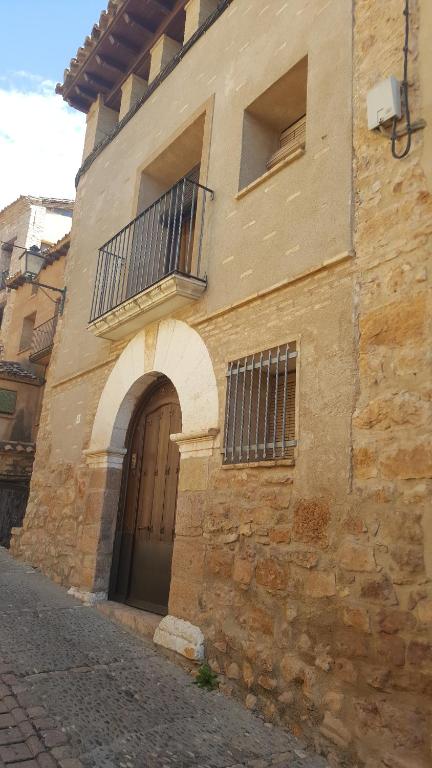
(233, 558), (254, 587)
(360, 575), (398, 605)
(178, 457), (209, 491)
(293, 499), (330, 545)
(153, 615), (204, 662)
(280, 655), (304, 684)
(377, 609), (416, 635)
(255, 558), (286, 592)
(417, 598), (432, 624)
(339, 540), (376, 572)
(353, 447), (378, 479)
(172, 537), (205, 581)
(269, 527), (291, 544)
(175, 492), (205, 536)
(322, 691), (344, 714)
(245, 693), (257, 710)
(258, 674), (277, 691)
(360, 294), (426, 349)
(226, 662), (240, 679)
(320, 712), (352, 748)
(240, 606), (273, 636)
(303, 571), (336, 598)
(375, 634), (406, 667)
(206, 547), (234, 578)
(285, 549), (319, 569)
(343, 605), (371, 633)
(407, 640), (432, 666)
(380, 444), (432, 480)
(242, 661), (254, 688)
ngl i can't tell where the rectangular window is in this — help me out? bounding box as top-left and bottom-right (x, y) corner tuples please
(223, 344), (297, 465)
(0, 388), (17, 415)
(19, 312), (36, 352)
(239, 56), (308, 191)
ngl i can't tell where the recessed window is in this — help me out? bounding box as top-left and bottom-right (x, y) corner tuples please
(0, 388), (17, 415)
(239, 56), (308, 192)
(223, 344), (297, 465)
(19, 312), (36, 352)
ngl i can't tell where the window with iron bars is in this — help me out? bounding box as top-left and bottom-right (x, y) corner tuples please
(223, 344), (297, 465)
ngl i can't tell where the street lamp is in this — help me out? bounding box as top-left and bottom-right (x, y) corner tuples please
(19, 245), (46, 277)
(18, 245), (67, 314)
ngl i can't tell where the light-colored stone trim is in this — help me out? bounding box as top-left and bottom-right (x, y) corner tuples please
(184, 0), (218, 43)
(119, 74), (148, 121)
(153, 615), (205, 662)
(192, 250), (354, 327)
(149, 34), (182, 84)
(83, 447), (127, 469)
(171, 428), (219, 458)
(68, 587), (108, 605)
(235, 147), (305, 200)
(88, 273), (206, 341)
(89, 319), (219, 454)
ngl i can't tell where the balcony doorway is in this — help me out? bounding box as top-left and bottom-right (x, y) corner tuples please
(109, 376), (181, 615)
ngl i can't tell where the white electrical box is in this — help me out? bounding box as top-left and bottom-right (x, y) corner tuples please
(367, 76), (402, 130)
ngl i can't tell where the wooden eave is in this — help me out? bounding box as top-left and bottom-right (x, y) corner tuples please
(57, 0), (188, 113)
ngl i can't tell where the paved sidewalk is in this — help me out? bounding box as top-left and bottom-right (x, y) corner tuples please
(0, 549), (327, 768)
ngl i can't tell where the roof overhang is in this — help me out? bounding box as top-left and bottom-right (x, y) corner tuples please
(57, 0), (188, 113)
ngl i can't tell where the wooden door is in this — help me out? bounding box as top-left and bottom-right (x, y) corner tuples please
(110, 379), (181, 614)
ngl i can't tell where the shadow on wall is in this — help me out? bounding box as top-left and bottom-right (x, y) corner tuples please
(10, 409), (32, 443)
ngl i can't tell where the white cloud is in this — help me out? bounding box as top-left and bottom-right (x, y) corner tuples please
(0, 72), (86, 211)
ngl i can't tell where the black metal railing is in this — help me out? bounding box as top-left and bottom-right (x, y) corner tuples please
(29, 315), (58, 361)
(90, 176), (213, 323)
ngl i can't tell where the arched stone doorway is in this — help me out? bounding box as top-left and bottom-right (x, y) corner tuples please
(109, 376), (181, 615)
(79, 319), (219, 626)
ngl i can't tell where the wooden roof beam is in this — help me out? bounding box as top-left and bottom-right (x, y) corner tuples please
(108, 33), (141, 55)
(146, 0), (171, 16)
(123, 12), (155, 35)
(104, 0), (187, 107)
(74, 84), (98, 101)
(95, 54), (129, 75)
(83, 72), (116, 93)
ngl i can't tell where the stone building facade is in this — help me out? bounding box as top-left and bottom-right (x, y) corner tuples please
(0, 212), (71, 545)
(10, 1), (432, 766)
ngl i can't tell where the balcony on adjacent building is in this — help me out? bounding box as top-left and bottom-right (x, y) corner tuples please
(29, 315), (58, 364)
(89, 176), (213, 340)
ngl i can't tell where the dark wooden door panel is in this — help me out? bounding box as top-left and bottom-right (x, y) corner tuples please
(110, 378), (181, 614)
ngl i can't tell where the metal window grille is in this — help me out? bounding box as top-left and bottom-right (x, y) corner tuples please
(0, 389), (17, 415)
(223, 344), (297, 465)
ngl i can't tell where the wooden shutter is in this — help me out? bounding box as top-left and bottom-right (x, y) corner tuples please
(266, 115), (306, 171)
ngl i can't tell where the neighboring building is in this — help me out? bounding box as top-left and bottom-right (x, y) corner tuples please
(10, 1), (432, 765)
(0, 232), (70, 546)
(0, 196), (73, 353)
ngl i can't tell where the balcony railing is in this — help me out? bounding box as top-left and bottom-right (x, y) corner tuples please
(29, 315), (58, 362)
(90, 176), (213, 323)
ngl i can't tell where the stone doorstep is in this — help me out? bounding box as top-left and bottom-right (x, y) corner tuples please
(96, 601), (161, 642)
(95, 602), (205, 664)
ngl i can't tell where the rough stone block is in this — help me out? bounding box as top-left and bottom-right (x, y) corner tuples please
(153, 615), (205, 662)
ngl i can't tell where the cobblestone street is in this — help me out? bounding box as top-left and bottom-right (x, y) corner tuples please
(0, 550), (327, 768)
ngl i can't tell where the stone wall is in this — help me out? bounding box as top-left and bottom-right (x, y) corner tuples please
(346, 1), (432, 766)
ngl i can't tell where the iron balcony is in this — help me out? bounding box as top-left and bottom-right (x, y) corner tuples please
(29, 315), (58, 363)
(89, 176), (213, 337)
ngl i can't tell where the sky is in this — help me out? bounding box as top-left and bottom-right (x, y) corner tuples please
(0, 1), (105, 211)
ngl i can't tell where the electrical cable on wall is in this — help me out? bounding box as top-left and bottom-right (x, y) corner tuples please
(392, 0), (413, 159)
